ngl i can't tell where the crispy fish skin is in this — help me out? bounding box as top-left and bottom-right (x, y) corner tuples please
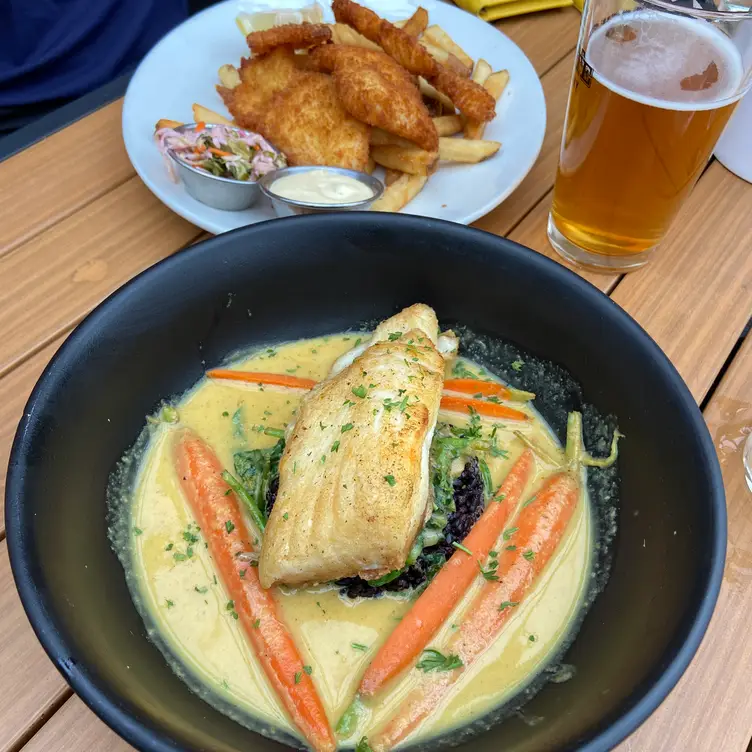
(259, 72), (370, 169)
(332, 0), (496, 122)
(246, 23), (332, 56)
(218, 48), (303, 132)
(259, 305), (450, 588)
(309, 45), (438, 152)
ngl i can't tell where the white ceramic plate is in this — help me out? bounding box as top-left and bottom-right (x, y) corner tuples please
(122, 0), (546, 233)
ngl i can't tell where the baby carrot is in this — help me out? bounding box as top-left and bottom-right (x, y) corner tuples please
(443, 379), (534, 402)
(174, 430), (335, 752)
(205, 369), (318, 390)
(439, 393), (529, 422)
(370, 413), (620, 751)
(357, 449), (534, 698)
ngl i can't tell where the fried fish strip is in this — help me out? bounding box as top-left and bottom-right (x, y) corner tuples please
(309, 45), (438, 151)
(332, 0), (496, 121)
(246, 22), (332, 55)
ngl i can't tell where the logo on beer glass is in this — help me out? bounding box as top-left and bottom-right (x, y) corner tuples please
(576, 48), (593, 87)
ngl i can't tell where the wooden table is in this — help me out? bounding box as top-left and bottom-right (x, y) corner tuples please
(1, 8), (751, 751)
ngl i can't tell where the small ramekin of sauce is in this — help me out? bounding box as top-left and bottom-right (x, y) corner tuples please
(258, 166), (384, 216)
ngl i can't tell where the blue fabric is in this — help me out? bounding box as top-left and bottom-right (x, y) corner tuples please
(0, 0), (188, 107)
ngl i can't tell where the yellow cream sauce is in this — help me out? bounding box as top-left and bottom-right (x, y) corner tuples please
(130, 334), (592, 747)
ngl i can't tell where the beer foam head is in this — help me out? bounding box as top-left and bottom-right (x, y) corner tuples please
(588, 11), (744, 110)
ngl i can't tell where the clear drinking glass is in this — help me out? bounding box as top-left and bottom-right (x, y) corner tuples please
(548, 0), (752, 272)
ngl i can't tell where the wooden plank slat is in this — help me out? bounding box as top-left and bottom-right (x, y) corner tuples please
(496, 7), (581, 76)
(612, 162), (752, 403)
(21, 696), (132, 752)
(0, 541), (69, 752)
(473, 54), (573, 239)
(0, 102), (134, 259)
(618, 332), (752, 751)
(0, 177), (203, 379)
(0, 338), (64, 535)
(506, 193), (620, 293)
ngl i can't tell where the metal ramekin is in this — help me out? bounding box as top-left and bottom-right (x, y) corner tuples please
(166, 123), (282, 212)
(258, 166), (384, 216)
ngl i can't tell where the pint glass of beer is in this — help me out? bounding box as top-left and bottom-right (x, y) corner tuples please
(548, 0), (752, 271)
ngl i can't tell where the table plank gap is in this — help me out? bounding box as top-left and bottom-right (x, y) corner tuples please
(0, 177), (205, 380)
(0, 101), (134, 260)
(19, 695), (132, 752)
(0, 541), (71, 752)
(617, 331), (752, 751)
(611, 161), (752, 404)
(473, 53), (573, 238)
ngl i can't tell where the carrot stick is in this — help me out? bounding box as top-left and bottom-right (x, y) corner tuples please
(206, 369), (318, 390)
(195, 121), (206, 131)
(439, 393), (529, 422)
(370, 413), (620, 751)
(357, 449), (534, 698)
(443, 378), (512, 399)
(209, 147), (233, 157)
(174, 430), (335, 752)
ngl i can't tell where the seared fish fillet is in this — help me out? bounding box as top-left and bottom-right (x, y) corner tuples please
(259, 304), (457, 588)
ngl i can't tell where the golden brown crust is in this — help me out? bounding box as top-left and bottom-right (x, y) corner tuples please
(309, 45), (438, 152)
(246, 23), (332, 56)
(430, 68), (497, 122)
(259, 73), (370, 170)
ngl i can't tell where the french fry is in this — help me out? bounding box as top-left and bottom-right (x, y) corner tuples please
(438, 137), (501, 163)
(370, 144), (437, 175)
(423, 25), (474, 70)
(401, 7), (429, 37)
(471, 59), (492, 86)
(465, 69), (509, 139)
(192, 103), (234, 126)
(366, 156), (376, 174)
(218, 64), (241, 89)
(384, 168), (403, 186)
(419, 40), (471, 77)
(370, 128), (416, 149)
(371, 173), (427, 212)
(155, 118), (184, 131)
(328, 23), (382, 50)
(433, 115), (464, 136)
(419, 78), (455, 111)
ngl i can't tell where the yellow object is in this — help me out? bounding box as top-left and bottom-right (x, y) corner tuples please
(235, 2), (324, 35)
(453, 0), (580, 21)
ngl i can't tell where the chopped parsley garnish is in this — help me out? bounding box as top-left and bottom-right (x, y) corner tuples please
(384, 395), (409, 412)
(331, 440), (340, 453)
(479, 559), (499, 581)
(226, 600), (235, 611)
(351, 642), (368, 651)
(522, 495), (537, 508)
(303, 665), (313, 675)
(503, 527), (518, 540)
(416, 648), (463, 673)
(283, 512), (289, 520)
(355, 737), (374, 752)
(133, 526), (143, 536)
(523, 550), (535, 561)
(511, 359), (525, 371)
(183, 529), (199, 544)
(529, 634), (538, 642)
(387, 331), (402, 341)
(253, 618), (260, 628)
(222, 410), (229, 417)
(173, 552), (187, 562)
(452, 541), (473, 556)
(341, 423), (354, 433)
(165, 599), (174, 609)
(499, 601), (519, 611)
(232, 406), (245, 438)
(294, 671), (302, 684)
(384, 474), (396, 486)
(320, 454), (327, 464)
(351, 385), (367, 398)
(164, 543), (174, 551)
(225, 520), (235, 534)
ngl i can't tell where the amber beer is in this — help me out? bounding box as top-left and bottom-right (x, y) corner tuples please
(549, 11), (744, 268)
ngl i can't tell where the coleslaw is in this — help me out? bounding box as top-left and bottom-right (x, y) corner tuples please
(156, 123), (286, 182)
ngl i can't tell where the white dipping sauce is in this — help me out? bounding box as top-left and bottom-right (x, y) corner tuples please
(270, 169), (374, 204)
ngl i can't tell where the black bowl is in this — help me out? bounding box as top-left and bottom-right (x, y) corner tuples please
(5, 214), (724, 752)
